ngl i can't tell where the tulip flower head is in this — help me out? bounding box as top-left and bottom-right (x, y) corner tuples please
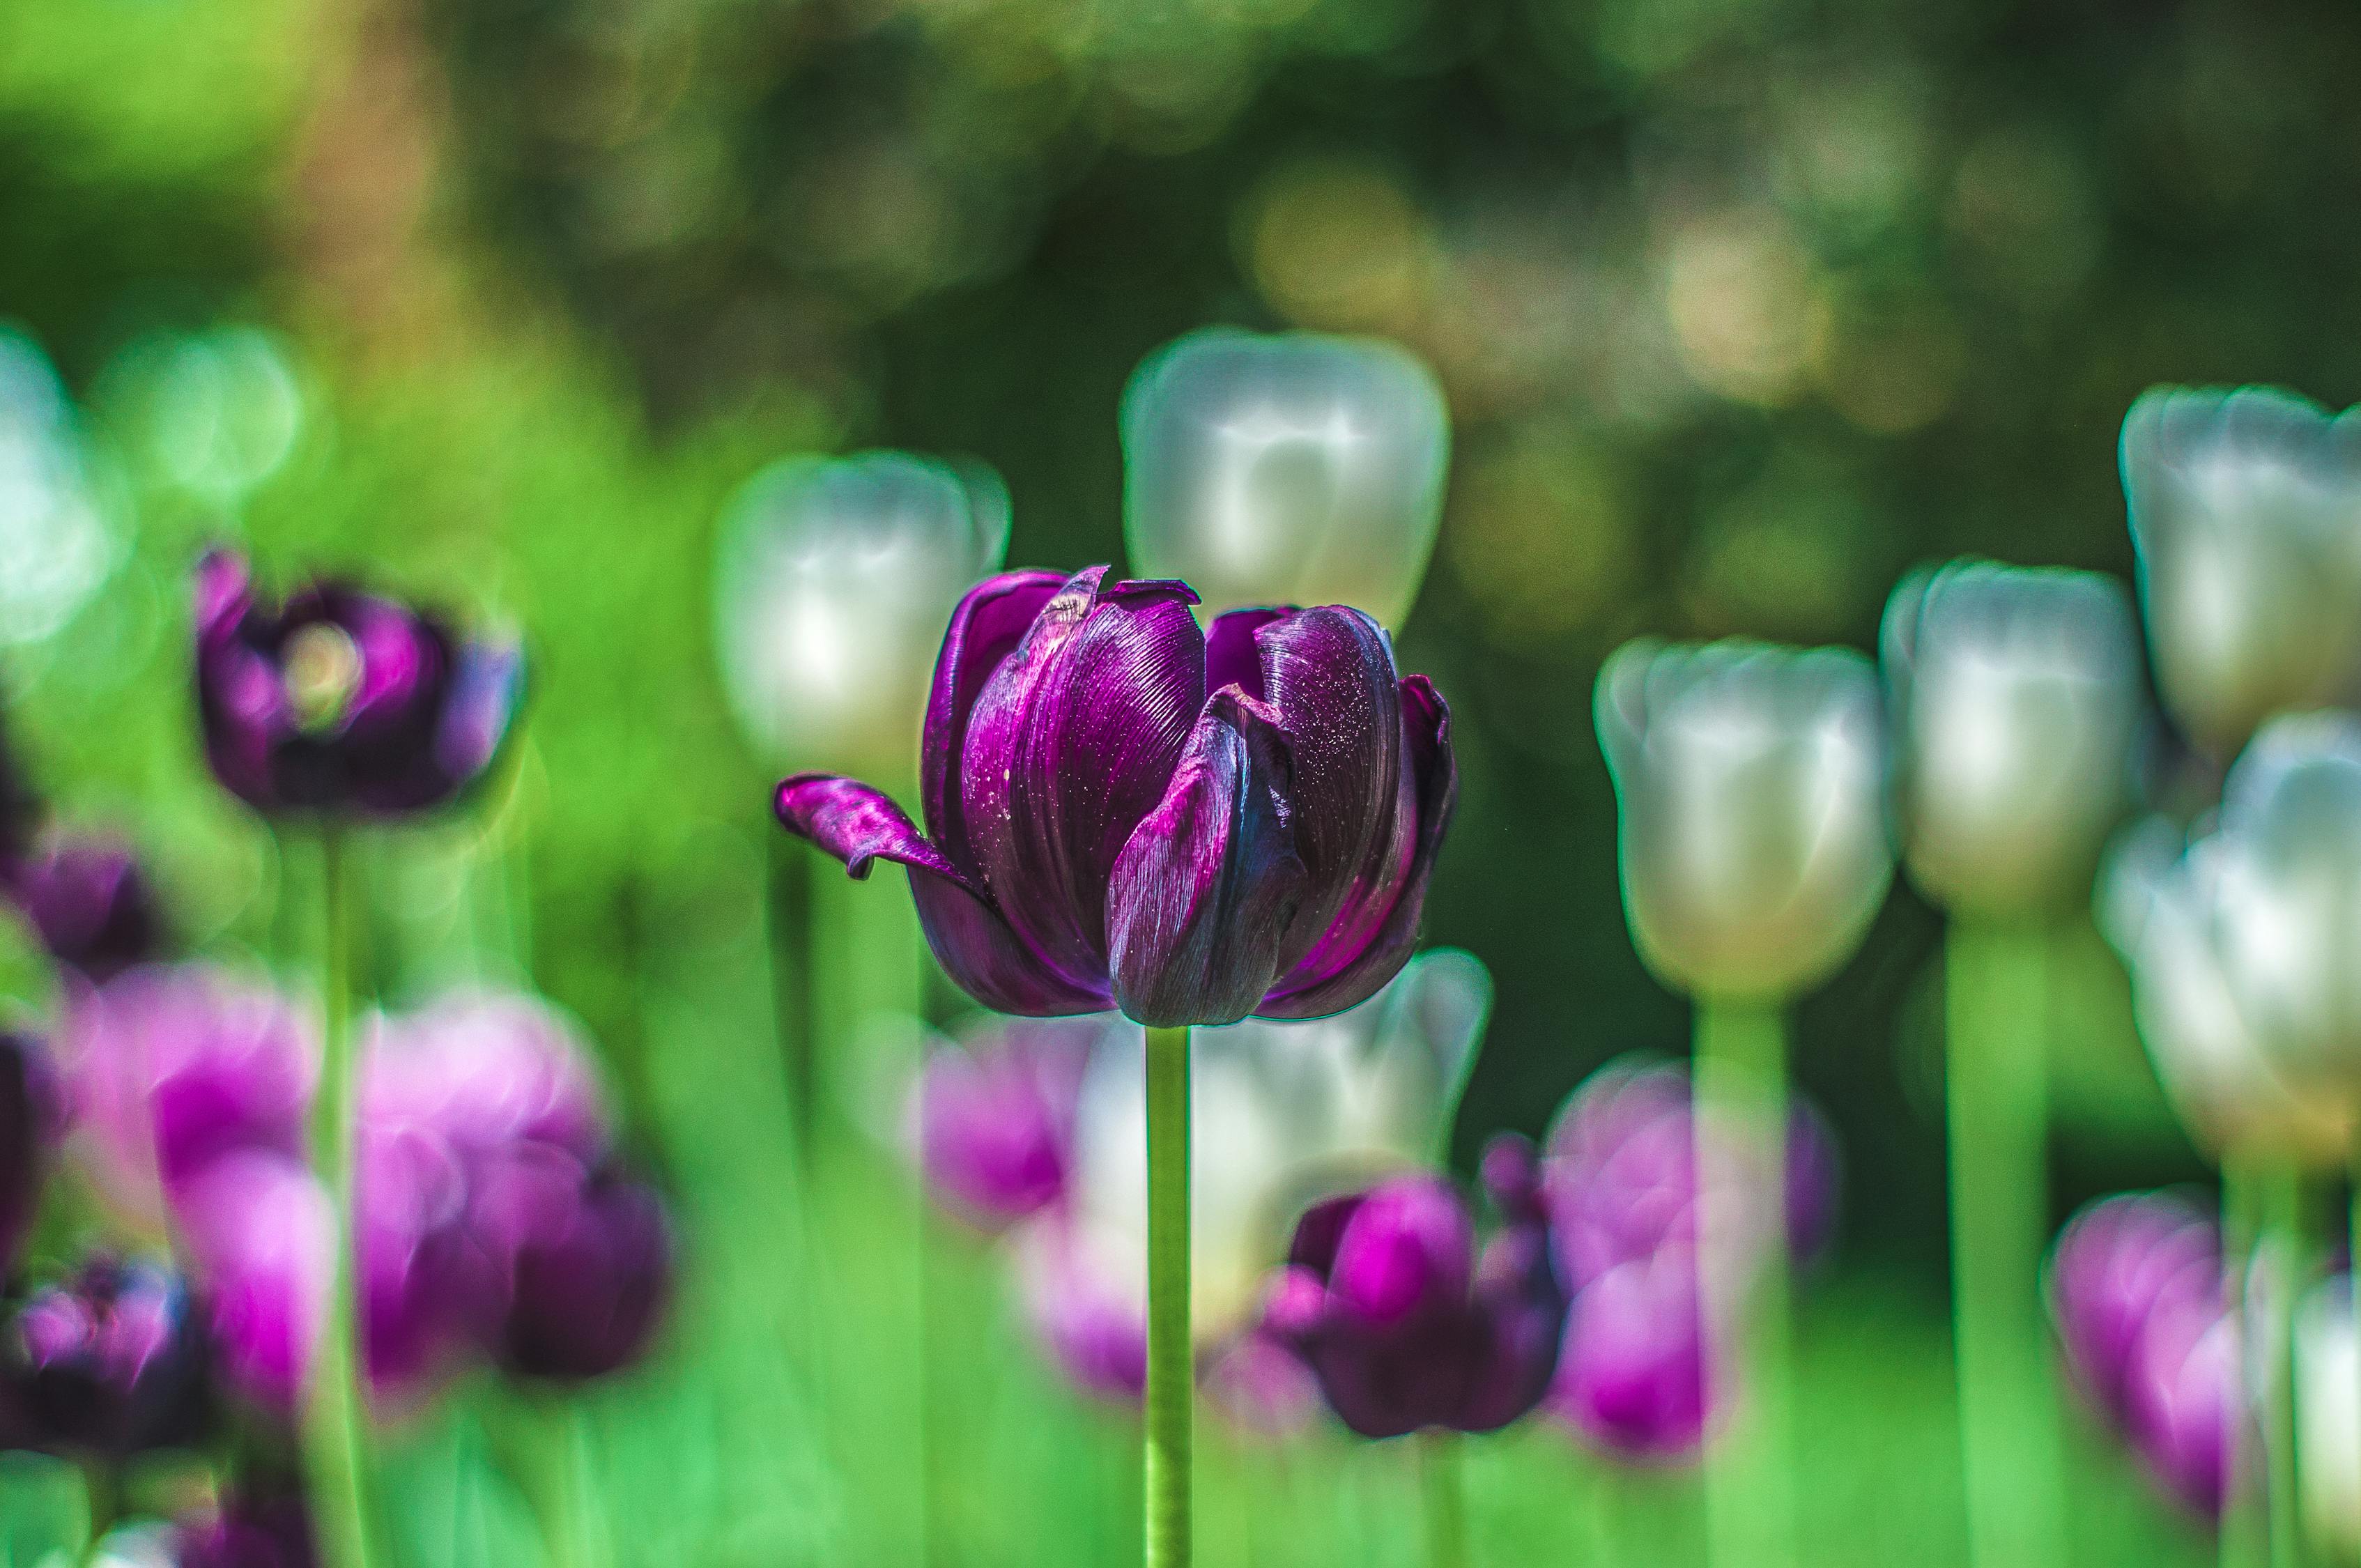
(6, 1256), (211, 1458)
(1263, 1135), (1566, 1440)
(1121, 329), (1451, 629)
(2047, 1192), (2240, 1518)
(1551, 1252), (1710, 1462)
(490, 1160), (672, 1383)
(776, 568), (1455, 1027)
(2099, 817), (2348, 1165)
(912, 1016), (1095, 1233)
(1596, 638), (1893, 1002)
(4, 832), (165, 981)
(715, 451), (1011, 778)
(193, 550), (523, 818)
(2121, 387), (2361, 756)
(1882, 560), (2144, 914)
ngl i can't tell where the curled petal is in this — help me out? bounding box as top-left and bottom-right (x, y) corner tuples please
(1107, 690), (1307, 1027)
(1259, 674), (1456, 1018)
(964, 569), (1208, 987)
(921, 570), (1068, 859)
(776, 774), (1105, 1015)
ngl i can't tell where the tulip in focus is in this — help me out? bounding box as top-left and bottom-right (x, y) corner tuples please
(715, 451), (1011, 778)
(3, 833), (166, 981)
(192, 550), (524, 818)
(1120, 329), (1451, 629)
(1263, 1136), (1565, 1439)
(1594, 638), (1892, 1003)
(5, 1256), (212, 1458)
(776, 567), (1456, 1027)
(2121, 387), (2361, 756)
(1882, 560), (2144, 915)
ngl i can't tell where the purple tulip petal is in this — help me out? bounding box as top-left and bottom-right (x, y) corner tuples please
(1107, 689), (1307, 1027)
(1257, 673), (1456, 1017)
(964, 568), (1208, 987)
(920, 569), (1069, 863)
(776, 774), (1108, 1014)
(1456, 1201), (1568, 1432)
(1327, 1179), (1472, 1328)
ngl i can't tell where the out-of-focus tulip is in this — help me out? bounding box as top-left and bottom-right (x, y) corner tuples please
(6, 1256), (210, 1456)
(490, 1162), (672, 1382)
(193, 550), (523, 819)
(2121, 387), (2361, 756)
(1119, 329), (1450, 629)
(173, 1476), (316, 1568)
(1595, 638), (1891, 1001)
(2297, 1277), (2361, 1557)
(0, 1031), (56, 1279)
(1551, 1254), (1710, 1462)
(2099, 818), (2348, 1163)
(171, 1151), (330, 1413)
(1882, 560), (2144, 914)
(59, 964), (316, 1231)
(2047, 1192), (2240, 1517)
(716, 451), (1010, 779)
(1263, 1135), (1565, 1439)
(912, 1017), (1093, 1233)
(5, 833), (166, 981)
(2190, 714), (2361, 1104)
(0, 328), (123, 647)
(778, 569), (1456, 1027)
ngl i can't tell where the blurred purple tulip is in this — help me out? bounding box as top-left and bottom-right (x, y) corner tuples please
(1551, 1254), (1711, 1462)
(174, 1478), (317, 1568)
(3, 833), (164, 981)
(913, 1018), (1092, 1232)
(490, 1160), (672, 1382)
(6, 1256), (210, 1456)
(775, 567), (1456, 1027)
(2049, 1191), (2242, 1519)
(1018, 1223), (1150, 1406)
(0, 1031), (57, 1280)
(1263, 1135), (1565, 1439)
(171, 1151), (331, 1413)
(193, 550), (523, 818)
(58, 964), (316, 1231)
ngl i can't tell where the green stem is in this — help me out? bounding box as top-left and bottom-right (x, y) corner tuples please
(1944, 918), (2066, 1568)
(1420, 1431), (1468, 1568)
(2222, 1158), (2266, 1568)
(1144, 1024), (1193, 1568)
(77, 1461), (120, 1566)
(1692, 997), (1794, 1568)
(304, 833), (375, 1568)
(2261, 1164), (2307, 1568)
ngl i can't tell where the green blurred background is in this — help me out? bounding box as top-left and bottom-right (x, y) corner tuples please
(4, 0), (2356, 1557)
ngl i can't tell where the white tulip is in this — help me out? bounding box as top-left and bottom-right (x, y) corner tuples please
(2298, 1279), (2361, 1558)
(714, 450), (1009, 779)
(1121, 328), (1449, 628)
(0, 328), (121, 646)
(1596, 638), (1894, 1002)
(1040, 947), (1490, 1341)
(2121, 386), (2361, 755)
(2204, 713), (2361, 1106)
(1883, 560), (2144, 914)
(2097, 817), (2348, 1165)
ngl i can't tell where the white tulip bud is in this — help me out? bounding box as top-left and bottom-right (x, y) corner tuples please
(1596, 638), (1895, 1003)
(1882, 560), (2145, 915)
(1121, 328), (1449, 629)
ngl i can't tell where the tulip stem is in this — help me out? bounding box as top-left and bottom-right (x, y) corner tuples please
(2222, 1158), (2268, 1568)
(1419, 1431), (1468, 1568)
(1944, 918), (2066, 1568)
(2260, 1163), (2306, 1568)
(1144, 1023), (1193, 1568)
(304, 832), (375, 1568)
(1692, 997), (1794, 1568)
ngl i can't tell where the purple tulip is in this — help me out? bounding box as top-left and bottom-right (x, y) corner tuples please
(0, 1031), (57, 1279)
(193, 550), (523, 818)
(1551, 1254), (1711, 1462)
(3, 833), (164, 981)
(487, 1158), (673, 1382)
(2124, 1293), (2240, 1518)
(171, 1151), (331, 1413)
(174, 1477), (316, 1568)
(6, 1256), (210, 1456)
(58, 964), (317, 1231)
(912, 1018), (1091, 1231)
(1263, 1135), (1566, 1438)
(775, 567), (1456, 1027)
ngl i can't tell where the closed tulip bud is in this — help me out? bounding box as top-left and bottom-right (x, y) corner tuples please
(5, 833), (166, 981)
(2121, 387), (2361, 757)
(1264, 1134), (1566, 1439)
(715, 452), (1010, 779)
(1121, 329), (1450, 629)
(7, 1256), (211, 1457)
(1596, 638), (1893, 1002)
(491, 1161), (672, 1383)
(777, 569), (1455, 1027)
(1882, 560), (2144, 914)
(2196, 714), (2361, 1105)
(193, 551), (523, 820)
(2098, 818), (2348, 1164)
